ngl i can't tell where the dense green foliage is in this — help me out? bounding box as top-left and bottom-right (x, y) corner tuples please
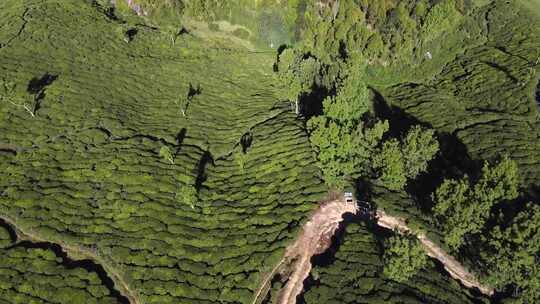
(0, 0), (539, 303)
(0, 244), (121, 304)
(372, 126), (438, 190)
(482, 203), (540, 303)
(433, 158), (519, 250)
(276, 51), (440, 190)
(383, 233), (428, 283)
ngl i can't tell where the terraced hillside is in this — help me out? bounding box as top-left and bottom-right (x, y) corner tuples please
(0, 225), (122, 304)
(382, 0), (540, 188)
(0, 1), (326, 303)
(1, 0), (539, 304)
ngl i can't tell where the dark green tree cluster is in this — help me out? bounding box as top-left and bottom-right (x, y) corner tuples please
(299, 0), (467, 70)
(372, 125), (439, 190)
(433, 157), (519, 250)
(432, 157), (540, 301)
(383, 233), (428, 283)
(482, 203), (540, 303)
(304, 59), (438, 190)
(276, 1), (444, 191)
(276, 48), (321, 114)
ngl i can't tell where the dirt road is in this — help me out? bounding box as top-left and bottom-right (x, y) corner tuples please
(376, 209), (494, 296)
(274, 200), (359, 304)
(259, 202), (493, 304)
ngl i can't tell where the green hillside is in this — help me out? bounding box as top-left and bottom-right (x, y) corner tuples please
(0, 1), (325, 303)
(0, 0), (539, 304)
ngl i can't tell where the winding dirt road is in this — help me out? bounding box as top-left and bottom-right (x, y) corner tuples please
(256, 199), (494, 304)
(376, 209), (494, 296)
(275, 200), (359, 304)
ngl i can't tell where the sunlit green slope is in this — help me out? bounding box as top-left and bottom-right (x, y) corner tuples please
(0, 1), (326, 303)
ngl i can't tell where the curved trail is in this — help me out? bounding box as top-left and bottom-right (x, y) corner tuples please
(0, 215), (140, 304)
(249, 199), (359, 304)
(376, 209), (495, 296)
(255, 199), (493, 304)
(276, 200), (359, 304)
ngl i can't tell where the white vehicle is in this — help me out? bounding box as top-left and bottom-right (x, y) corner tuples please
(344, 192), (354, 203)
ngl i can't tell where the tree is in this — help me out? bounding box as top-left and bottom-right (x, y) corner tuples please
(307, 103), (388, 189)
(482, 203), (540, 303)
(383, 233), (428, 283)
(234, 149), (247, 172)
(177, 94), (189, 116)
(176, 184), (197, 209)
(401, 126), (439, 179)
(276, 49), (321, 114)
(176, 83), (195, 117)
(373, 125), (438, 190)
(1, 79), (35, 117)
(307, 60), (385, 189)
(159, 146), (174, 164)
(433, 157), (519, 250)
(373, 139), (406, 190)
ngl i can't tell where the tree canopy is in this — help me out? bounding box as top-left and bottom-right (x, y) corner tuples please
(433, 157), (519, 250)
(482, 202), (540, 303)
(383, 233), (428, 283)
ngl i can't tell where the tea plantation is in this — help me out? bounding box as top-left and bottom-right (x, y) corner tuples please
(1, 0), (539, 304)
(0, 225), (122, 304)
(0, 1), (326, 303)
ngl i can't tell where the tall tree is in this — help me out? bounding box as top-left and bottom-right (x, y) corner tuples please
(276, 49), (321, 114)
(483, 203), (540, 303)
(373, 125), (438, 190)
(433, 157), (519, 250)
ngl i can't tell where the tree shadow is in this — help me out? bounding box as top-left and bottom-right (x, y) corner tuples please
(371, 88), (478, 212)
(371, 87), (426, 138)
(27, 73), (58, 94)
(188, 83), (202, 99)
(273, 44), (289, 72)
(125, 28), (138, 42)
(194, 150), (214, 191)
(174, 128), (187, 157)
(240, 132), (253, 153)
(26, 73), (58, 115)
(299, 85), (331, 120)
(0, 218), (18, 244)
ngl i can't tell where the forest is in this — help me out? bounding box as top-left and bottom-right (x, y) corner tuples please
(0, 0), (539, 304)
